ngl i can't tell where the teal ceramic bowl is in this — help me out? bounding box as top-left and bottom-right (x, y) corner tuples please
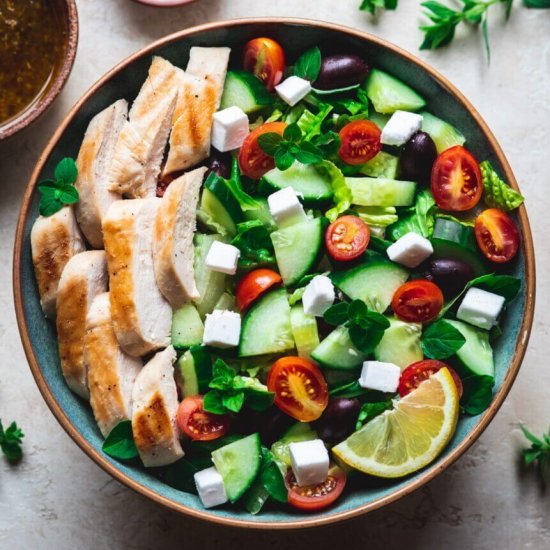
(13, 18), (535, 529)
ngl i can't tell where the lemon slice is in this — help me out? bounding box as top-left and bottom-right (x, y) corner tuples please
(333, 368), (459, 478)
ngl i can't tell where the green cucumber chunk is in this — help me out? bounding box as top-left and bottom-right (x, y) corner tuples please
(171, 304), (204, 349)
(271, 423), (317, 467)
(220, 70), (274, 115)
(374, 317), (423, 369)
(175, 346), (212, 397)
(346, 177), (416, 207)
(197, 188), (237, 237)
(204, 173), (243, 226)
(365, 69), (426, 114)
(239, 289), (294, 357)
(212, 433), (262, 502)
(214, 292), (236, 312)
(271, 217), (323, 286)
(290, 304), (320, 360)
(311, 325), (367, 370)
(368, 111), (391, 130)
(243, 197), (277, 231)
(421, 111), (466, 153)
(358, 151), (399, 179)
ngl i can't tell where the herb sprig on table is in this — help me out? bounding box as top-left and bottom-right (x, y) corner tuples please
(38, 157), (79, 216)
(0, 420), (24, 463)
(520, 424), (550, 483)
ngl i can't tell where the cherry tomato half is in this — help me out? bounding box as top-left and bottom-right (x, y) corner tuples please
(391, 280), (444, 323)
(286, 464), (347, 512)
(243, 37), (285, 91)
(236, 268), (282, 311)
(325, 215), (370, 262)
(398, 360), (464, 399)
(176, 396), (231, 441)
(430, 145), (482, 211)
(267, 357), (329, 422)
(338, 119), (381, 165)
(474, 208), (520, 263)
(238, 121), (287, 180)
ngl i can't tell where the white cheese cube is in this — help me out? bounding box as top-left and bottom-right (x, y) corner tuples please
(381, 110), (423, 147)
(302, 275), (335, 317)
(211, 106), (249, 152)
(205, 241), (241, 275)
(267, 186), (307, 227)
(359, 361), (401, 393)
(456, 287), (505, 330)
(194, 466), (228, 508)
(289, 439), (329, 487)
(387, 232), (433, 268)
(275, 76), (312, 107)
(203, 310), (241, 348)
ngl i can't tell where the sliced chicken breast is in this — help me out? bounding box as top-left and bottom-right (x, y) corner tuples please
(56, 250), (109, 399)
(31, 206), (86, 319)
(75, 99), (128, 248)
(108, 57), (182, 198)
(103, 198), (172, 357)
(186, 46), (231, 98)
(131, 346), (184, 467)
(153, 166), (207, 307)
(86, 292), (142, 437)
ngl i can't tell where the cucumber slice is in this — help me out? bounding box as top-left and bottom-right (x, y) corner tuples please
(330, 253), (409, 313)
(211, 433), (262, 502)
(194, 233), (228, 318)
(311, 326), (367, 370)
(171, 304), (204, 349)
(243, 197), (276, 231)
(271, 423), (317, 467)
(421, 111), (466, 153)
(365, 69), (426, 114)
(220, 71), (274, 115)
(446, 320), (494, 378)
(214, 292), (236, 312)
(369, 110), (390, 130)
(271, 217), (323, 286)
(358, 151), (399, 179)
(175, 346), (212, 397)
(374, 317), (422, 369)
(346, 177), (416, 207)
(239, 289), (294, 357)
(198, 188), (237, 237)
(290, 304), (320, 360)
(260, 162), (334, 206)
(202, 173), (244, 234)
(431, 218), (487, 275)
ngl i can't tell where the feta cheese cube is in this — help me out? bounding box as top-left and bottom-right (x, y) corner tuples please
(275, 76), (312, 107)
(302, 275), (335, 317)
(387, 232), (433, 268)
(203, 310), (241, 348)
(359, 361), (401, 393)
(205, 241), (241, 275)
(381, 111), (423, 147)
(267, 187), (307, 227)
(211, 106), (249, 152)
(457, 287), (505, 330)
(289, 439), (329, 487)
(194, 466), (228, 508)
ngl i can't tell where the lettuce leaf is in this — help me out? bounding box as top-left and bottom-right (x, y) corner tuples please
(225, 158), (263, 212)
(480, 160), (524, 211)
(386, 189), (436, 241)
(297, 104), (333, 141)
(318, 161), (353, 222)
(231, 220), (276, 269)
(356, 206), (398, 227)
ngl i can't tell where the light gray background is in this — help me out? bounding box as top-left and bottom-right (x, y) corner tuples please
(1, 1), (549, 548)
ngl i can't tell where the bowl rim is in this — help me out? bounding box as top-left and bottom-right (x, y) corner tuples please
(0, 0), (79, 140)
(12, 17), (536, 530)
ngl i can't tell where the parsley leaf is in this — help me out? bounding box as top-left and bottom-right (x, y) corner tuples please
(102, 421), (138, 460)
(0, 420), (24, 463)
(38, 158), (80, 217)
(421, 319), (466, 359)
(293, 47), (322, 82)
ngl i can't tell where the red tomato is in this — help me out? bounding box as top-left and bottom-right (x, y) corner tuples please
(243, 37), (285, 91)
(430, 145), (482, 211)
(176, 396), (230, 441)
(286, 465), (347, 512)
(267, 357), (328, 422)
(398, 360), (464, 399)
(236, 268), (282, 311)
(338, 120), (381, 165)
(474, 208), (519, 263)
(325, 215), (370, 262)
(238, 121), (287, 179)
(391, 280), (444, 323)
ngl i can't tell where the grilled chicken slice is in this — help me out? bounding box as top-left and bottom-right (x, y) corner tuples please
(75, 99), (128, 248)
(56, 251), (109, 399)
(103, 198), (172, 357)
(86, 293), (142, 437)
(131, 346), (184, 467)
(31, 206), (86, 319)
(162, 47), (230, 176)
(108, 57), (182, 198)
(153, 166), (207, 307)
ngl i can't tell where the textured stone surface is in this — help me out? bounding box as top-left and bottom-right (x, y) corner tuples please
(0, 1), (549, 547)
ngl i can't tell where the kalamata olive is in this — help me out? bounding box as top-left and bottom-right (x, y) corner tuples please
(315, 54), (370, 90)
(206, 151), (232, 179)
(232, 406), (293, 446)
(424, 257), (476, 297)
(315, 397), (361, 444)
(400, 131), (437, 184)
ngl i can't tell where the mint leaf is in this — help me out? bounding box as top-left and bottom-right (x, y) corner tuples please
(209, 359), (238, 390)
(295, 141), (324, 165)
(39, 193), (64, 217)
(422, 319), (466, 359)
(463, 375), (494, 415)
(261, 452), (288, 502)
(283, 123), (302, 142)
(356, 400), (392, 430)
(54, 157), (78, 185)
(203, 391), (227, 415)
(102, 421), (138, 460)
(57, 184), (80, 205)
(324, 302), (350, 325)
(293, 47), (322, 82)
(221, 391), (245, 413)
(258, 132), (284, 155)
(274, 148), (295, 171)
(0, 420), (24, 463)
(349, 323), (386, 354)
(38, 157), (79, 217)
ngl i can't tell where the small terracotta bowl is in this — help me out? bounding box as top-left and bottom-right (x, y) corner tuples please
(0, 0), (78, 140)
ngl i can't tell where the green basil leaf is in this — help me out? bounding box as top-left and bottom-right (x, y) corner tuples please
(222, 391), (245, 413)
(261, 453), (288, 503)
(203, 391), (228, 415)
(323, 302), (350, 325)
(258, 132), (284, 155)
(463, 375), (494, 415)
(329, 380), (369, 398)
(421, 319), (466, 359)
(102, 421), (138, 460)
(293, 46), (322, 82)
(54, 157), (78, 185)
